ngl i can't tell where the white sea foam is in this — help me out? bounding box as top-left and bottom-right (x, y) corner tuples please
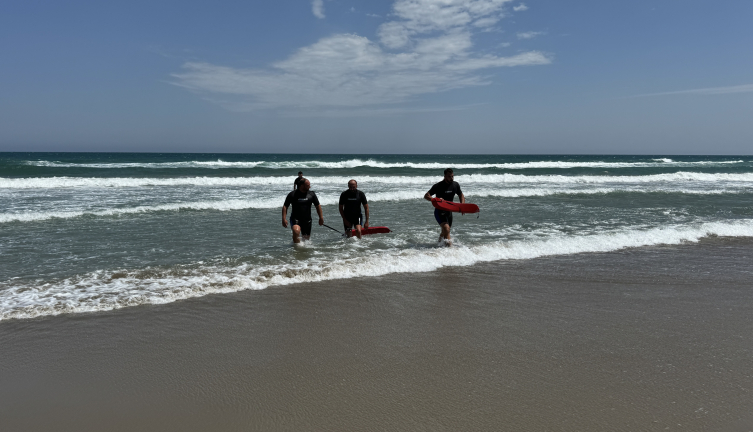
(0, 175), (432, 189)
(460, 172), (753, 184)
(2, 218), (752, 320)
(1, 187), (747, 224)
(23, 159), (746, 170)
(3, 172), (753, 189)
(0, 198), (280, 223)
(26, 160), (265, 169)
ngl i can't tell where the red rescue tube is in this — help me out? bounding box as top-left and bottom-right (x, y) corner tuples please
(431, 198), (480, 214)
(350, 226), (391, 236)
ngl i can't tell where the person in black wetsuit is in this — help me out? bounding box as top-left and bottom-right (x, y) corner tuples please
(293, 171), (304, 191)
(424, 168), (465, 245)
(282, 178), (324, 244)
(338, 179), (369, 239)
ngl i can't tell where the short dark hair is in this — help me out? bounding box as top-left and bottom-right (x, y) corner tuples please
(444, 168), (453, 175)
(298, 171), (303, 175)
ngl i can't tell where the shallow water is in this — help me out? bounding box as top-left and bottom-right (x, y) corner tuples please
(1, 153), (752, 320)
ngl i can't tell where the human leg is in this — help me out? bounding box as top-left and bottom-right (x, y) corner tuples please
(291, 224), (302, 243)
(434, 209), (453, 244)
(344, 214), (363, 239)
(342, 219), (353, 237)
(299, 219), (313, 241)
(353, 215), (363, 239)
(440, 223), (451, 242)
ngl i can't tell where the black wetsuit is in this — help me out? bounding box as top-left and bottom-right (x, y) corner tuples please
(284, 190), (320, 236)
(428, 180), (463, 226)
(339, 189), (367, 228)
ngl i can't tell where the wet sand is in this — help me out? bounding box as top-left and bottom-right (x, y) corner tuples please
(1, 239), (753, 431)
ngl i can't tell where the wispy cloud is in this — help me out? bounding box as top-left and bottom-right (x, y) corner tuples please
(312, 0), (325, 19)
(517, 31), (544, 39)
(377, 0), (513, 48)
(172, 0), (551, 113)
(629, 84), (753, 98)
(513, 3), (528, 12)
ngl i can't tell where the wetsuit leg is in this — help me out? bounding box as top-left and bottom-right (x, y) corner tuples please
(343, 214), (363, 230)
(291, 218), (313, 236)
(299, 219), (313, 236)
(433, 208), (453, 226)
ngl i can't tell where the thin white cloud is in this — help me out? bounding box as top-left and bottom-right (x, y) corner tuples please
(473, 16), (500, 28)
(377, 0), (513, 48)
(513, 3), (528, 12)
(312, 0), (325, 19)
(517, 31), (543, 39)
(629, 84), (753, 98)
(172, 0), (551, 112)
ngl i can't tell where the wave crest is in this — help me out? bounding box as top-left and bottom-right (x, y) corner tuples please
(2, 219), (752, 320)
(1, 187), (749, 224)
(3, 172), (753, 189)
(23, 158), (746, 170)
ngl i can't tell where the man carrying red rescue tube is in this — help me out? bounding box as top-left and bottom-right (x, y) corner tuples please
(339, 179), (369, 239)
(282, 178), (324, 244)
(424, 168), (465, 245)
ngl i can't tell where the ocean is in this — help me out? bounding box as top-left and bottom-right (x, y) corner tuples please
(1, 153), (752, 321)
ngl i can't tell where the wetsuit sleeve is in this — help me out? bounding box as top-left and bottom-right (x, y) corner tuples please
(311, 192), (320, 207)
(360, 191), (368, 205)
(455, 182), (463, 196)
(339, 191), (347, 205)
(428, 183), (440, 196)
(284, 192), (293, 208)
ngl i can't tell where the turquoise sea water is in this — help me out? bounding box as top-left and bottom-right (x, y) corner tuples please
(1, 153), (752, 320)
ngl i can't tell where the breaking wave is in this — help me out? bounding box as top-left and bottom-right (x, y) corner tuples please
(2, 218), (751, 320)
(1, 186), (748, 224)
(23, 158), (746, 170)
(3, 172), (753, 189)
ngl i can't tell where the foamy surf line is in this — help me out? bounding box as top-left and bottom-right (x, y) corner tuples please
(1, 187), (748, 224)
(23, 159), (746, 170)
(4, 172), (753, 189)
(26, 160), (265, 169)
(2, 219), (752, 321)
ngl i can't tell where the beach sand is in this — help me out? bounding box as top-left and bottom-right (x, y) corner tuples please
(1, 238), (752, 431)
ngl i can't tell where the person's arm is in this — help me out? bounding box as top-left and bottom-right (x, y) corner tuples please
(363, 203), (369, 228)
(337, 193), (346, 222)
(282, 206), (288, 227)
(315, 205), (324, 225)
(460, 193), (465, 204)
(425, 184), (438, 202)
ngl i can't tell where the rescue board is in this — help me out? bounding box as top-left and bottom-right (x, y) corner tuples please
(431, 198), (480, 214)
(350, 226), (391, 236)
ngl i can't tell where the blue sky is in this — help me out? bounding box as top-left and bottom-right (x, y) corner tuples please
(1, 0), (751, 153)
